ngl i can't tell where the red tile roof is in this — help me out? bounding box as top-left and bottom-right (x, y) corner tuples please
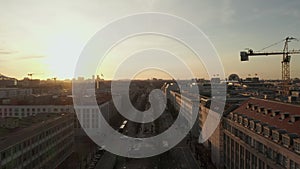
(233, 97), (300, 136)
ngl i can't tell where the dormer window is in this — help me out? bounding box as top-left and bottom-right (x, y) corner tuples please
(256, 123), (261, 133)
(238, 115), (244, 124)
(294, 139), (300, 154)
(247, 103), (252, 109)
(272, 130), (286, 143)
(290, 115), (300, 123)
(250, 120), (255, 130)
(229, 112), (233, 120)
(258, 107), (265, 113)
(243, 118), (249, 127)
(282, 133), (298, 148)
(251, 105), (258, 111)
(250, 120), (259, 131)
(282, 134), (290, 147)
(280, 112), (290, 120)
(264, 108), (272, 115)
(263, 126), (270, 137)
(233, 114), (238, 122)
(271, 110), (280, 117)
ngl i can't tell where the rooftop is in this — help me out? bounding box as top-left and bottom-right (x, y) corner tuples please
(0, 113), (73, 150)
(232, 97), (300, 136)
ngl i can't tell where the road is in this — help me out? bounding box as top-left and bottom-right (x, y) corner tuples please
(113, 85), (202, 169)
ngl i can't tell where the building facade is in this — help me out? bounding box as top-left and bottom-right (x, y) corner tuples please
(0, 105), (74, 118)
(0, 113), (74, 169)
(0, 88), (32, 99)
(224, 98), (300, 169)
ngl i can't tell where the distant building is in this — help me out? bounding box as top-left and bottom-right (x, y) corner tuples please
(198, 97), (242, 169)
(243, 77), (260, 83)
(18, 78), (40, 87)
(0, 117), (19, 129)
(161, 82), (179, 99)
(228, 74), (240, 82)
(211, 77), (221, 84)
(0, 74), (17, 87)
(199, 97), (224, 169)
(0, 113), (74, 169)
(0, 88), (32, 99)
(0, 105), (74, 118)
(224, 98), (300, 169)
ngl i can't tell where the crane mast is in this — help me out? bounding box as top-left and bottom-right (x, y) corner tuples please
(240, 37), (300, 95)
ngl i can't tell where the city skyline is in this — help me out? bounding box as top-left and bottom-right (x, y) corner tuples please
(1, 0), (300, 80)
(1, 1), (300, 169)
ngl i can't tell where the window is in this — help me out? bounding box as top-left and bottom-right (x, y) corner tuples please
(234, 114), (238, 122)
(229, 113), (233, 119)
(238, 116), (243, 124)
(291, 160), (295, 169)
(282, 135), (290, 147)
(263, 127), (270, 137)
(256, 124), (262, 134)
(250, 121), (255, 130)
(243, 118), (249, 127)
(276, 153), (287, 167)
(290, 160), (300, 169)
(1, 151), (6, 160)
(272, 131), (279, 142)
(294, 140), (300, 154)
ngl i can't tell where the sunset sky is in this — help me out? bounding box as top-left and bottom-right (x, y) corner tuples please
(0, 0), (300, 80)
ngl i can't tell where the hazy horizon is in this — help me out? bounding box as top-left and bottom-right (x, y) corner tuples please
(1, 0), (300, 80)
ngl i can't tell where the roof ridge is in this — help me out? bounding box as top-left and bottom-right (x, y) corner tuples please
(249, 97), (300, 108)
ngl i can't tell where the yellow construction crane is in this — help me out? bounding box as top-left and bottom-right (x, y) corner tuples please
(240, 37), (300, 95)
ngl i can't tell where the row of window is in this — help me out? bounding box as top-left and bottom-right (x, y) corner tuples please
(0, 119), (73, 162)
(0, 107), (71, 113)
(228, 112), (300, 153)
(224, 121), (300, 169)
(224, 134), (266, 169)
(1, 134), (73, 169)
